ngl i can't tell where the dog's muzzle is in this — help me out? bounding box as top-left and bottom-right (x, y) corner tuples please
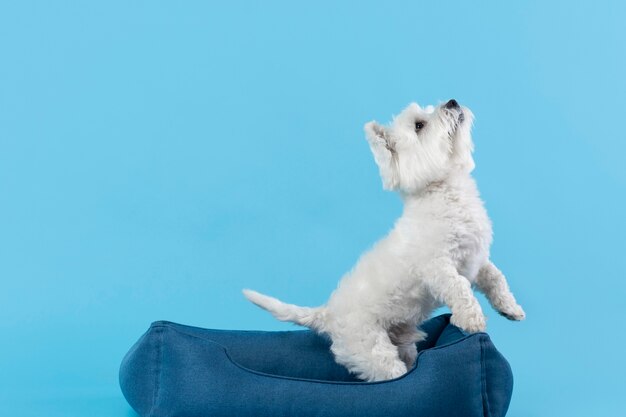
(443, 99), (465, 125)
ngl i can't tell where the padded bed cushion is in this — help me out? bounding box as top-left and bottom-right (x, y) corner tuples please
(119, 314), (513, 417)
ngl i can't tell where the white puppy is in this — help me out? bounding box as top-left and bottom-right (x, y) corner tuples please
(244, 100), (525, 382)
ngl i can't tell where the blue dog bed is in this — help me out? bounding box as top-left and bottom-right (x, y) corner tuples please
(119, 314), (513, 417)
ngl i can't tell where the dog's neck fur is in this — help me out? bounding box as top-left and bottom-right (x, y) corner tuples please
(399, 171), (477, 205)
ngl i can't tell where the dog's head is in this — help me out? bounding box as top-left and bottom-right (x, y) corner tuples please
(364, 100), (475, 194)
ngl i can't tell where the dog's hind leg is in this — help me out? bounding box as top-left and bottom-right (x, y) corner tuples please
(388, 323), (426, 369)
(330, 326), (407, 382)
(475, 261), (525, 321)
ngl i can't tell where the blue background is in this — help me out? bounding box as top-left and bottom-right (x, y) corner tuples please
(1, 1), (624, 416)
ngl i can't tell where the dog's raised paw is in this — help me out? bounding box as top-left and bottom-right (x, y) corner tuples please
(498, 304), (526, 321)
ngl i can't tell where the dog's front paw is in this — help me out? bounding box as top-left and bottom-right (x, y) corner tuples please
(389, 360), (408, 379)
(498, 304), (526, 321)
(451, 311), (487, 333)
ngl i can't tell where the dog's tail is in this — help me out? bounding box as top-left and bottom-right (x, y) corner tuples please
(242, 289), (326, 332)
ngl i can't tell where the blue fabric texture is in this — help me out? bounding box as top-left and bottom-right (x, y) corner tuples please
(119, 314), (513, 417)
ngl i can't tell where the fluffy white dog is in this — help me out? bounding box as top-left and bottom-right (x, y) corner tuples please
(244, 99), (525, 382)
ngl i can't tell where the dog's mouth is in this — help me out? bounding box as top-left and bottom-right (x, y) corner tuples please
(449, 108), (465, 126)
(439, 107), (465, 149)
(444, 109), (464, 134)
(453, 111), (465, 133)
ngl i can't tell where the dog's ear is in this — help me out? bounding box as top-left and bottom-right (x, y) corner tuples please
(364, 121), (394, 152)
(364, 121), (400, 190)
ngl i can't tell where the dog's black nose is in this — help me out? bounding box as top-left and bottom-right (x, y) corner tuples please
(445, 99), (460, 109)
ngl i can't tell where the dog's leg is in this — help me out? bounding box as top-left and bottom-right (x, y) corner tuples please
(388, 323), (426, 369)
(475, 261), (525, 321)
(330, 326), (407, 382)
(425, 259), (487, 333)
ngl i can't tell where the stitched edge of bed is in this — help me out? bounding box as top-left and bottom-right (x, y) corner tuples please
(147, 326), (164, 417)
(480, 335), (492, 417)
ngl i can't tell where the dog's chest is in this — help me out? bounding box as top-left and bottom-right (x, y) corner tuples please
(442, 189), (492, 280)
(402, 180), (493, 280)
(448, 207), (491, 279)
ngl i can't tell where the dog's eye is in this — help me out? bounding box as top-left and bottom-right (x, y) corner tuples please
(415, 121), (425, 131)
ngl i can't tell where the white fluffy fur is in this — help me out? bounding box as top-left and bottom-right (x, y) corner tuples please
(244, 100), (525, 382)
